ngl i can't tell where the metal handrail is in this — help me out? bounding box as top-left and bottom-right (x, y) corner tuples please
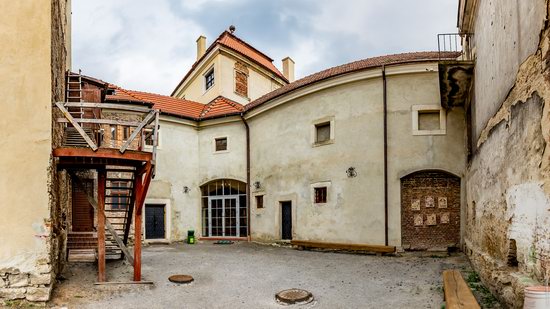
(437, 33), (473, 61)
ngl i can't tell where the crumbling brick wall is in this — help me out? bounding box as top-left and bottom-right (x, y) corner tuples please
(401, 171), (461, 250)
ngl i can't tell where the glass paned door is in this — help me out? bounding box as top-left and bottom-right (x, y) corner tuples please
(208, 196), (240, 237)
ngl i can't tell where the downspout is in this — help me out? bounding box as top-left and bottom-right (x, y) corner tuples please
(382, 65), (389, 246)
(240, 113), (251, 241)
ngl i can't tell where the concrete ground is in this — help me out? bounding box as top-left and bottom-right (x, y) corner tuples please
(49, 242), (476, 309)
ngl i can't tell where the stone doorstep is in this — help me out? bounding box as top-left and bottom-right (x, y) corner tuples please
(26, 286), (52, 302)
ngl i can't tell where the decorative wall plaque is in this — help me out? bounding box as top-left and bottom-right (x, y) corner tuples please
(414, 214), (423, 226)
(438, 197), (447, 208)
(440, 212), (450, 224)
(411, 199), (420, 211)
(426, 213), (437, 225)
(425, 196), (435, 208)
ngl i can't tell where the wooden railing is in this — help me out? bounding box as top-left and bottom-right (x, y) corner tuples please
(54, 102), (160, 164)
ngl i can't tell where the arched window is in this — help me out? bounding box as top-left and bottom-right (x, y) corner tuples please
(201, 179), (247, 237)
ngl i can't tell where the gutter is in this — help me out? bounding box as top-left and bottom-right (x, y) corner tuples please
(240, 113), (252, 240)
(382, 65), (389, 246)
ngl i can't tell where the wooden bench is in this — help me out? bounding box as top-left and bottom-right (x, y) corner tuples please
(443, 270), (480, 309)
(290, 240), (396, 254)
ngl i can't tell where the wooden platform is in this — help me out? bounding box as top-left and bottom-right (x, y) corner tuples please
(291, 240), (396, 254)
(443, 269), (480, 309)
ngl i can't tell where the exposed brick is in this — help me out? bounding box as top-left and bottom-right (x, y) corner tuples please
(401, 171), (461, 250)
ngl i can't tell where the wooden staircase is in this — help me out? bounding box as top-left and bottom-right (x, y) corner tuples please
(67, 232), (97, 262)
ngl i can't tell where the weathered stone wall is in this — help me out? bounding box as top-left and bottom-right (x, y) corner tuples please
(465, 6), (550, 306)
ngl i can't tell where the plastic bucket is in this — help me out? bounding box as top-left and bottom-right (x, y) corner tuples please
(524, 286), (550, 309)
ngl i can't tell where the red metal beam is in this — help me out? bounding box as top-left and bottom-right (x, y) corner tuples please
(53, 147), (152, 162)
(97, 169), (107, 282)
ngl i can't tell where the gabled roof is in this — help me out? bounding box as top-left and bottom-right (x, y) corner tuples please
(200, 96), (244, 120)
(171, 30), (287, 96)
(245, 51), (461, 111)
(106, 85), (243, 121)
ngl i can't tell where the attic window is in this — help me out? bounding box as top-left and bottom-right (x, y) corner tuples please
(205, 68), (215, 91)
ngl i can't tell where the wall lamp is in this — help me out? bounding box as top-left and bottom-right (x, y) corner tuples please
(346, 167), (357, 178)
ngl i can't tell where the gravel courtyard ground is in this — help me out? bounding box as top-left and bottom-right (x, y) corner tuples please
(48, 242), (481, 309)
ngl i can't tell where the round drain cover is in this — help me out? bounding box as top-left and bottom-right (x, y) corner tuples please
(275, 288), (313, 305)
(168, 274), (194, 284)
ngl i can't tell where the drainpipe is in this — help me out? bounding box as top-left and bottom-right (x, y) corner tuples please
(382, 65), (389, 246)
(240, 114), (251, 240)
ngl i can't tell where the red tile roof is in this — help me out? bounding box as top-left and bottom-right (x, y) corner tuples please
(106, 86), (243, 120)
(107, 86), (205, 119)
(171, 30), (287, 96)
(200, 96), (244, 119)
(245, 51), (461, 111)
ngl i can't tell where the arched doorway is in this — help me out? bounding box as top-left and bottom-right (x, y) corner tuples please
(401, 170), (460, 250)
(201, 179), (247, 238)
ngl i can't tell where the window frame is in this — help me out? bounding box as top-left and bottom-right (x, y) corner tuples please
(412, 105), (446, 136)
(311, 116), (335, 147)
(314, 187), (327, 204)
(204, 67), (215, 92)
(311, 181), (331, 205)
(255, 195), (264, 209)
(213, 136), (229, 153)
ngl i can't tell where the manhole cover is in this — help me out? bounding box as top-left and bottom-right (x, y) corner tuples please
(275, 288), (313, 305)
(168, 274), (194, 284)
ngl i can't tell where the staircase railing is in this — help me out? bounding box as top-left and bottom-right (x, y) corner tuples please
(54, 102), (160, 160)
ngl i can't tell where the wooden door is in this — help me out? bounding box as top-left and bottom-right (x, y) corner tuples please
(281, 201), (292, 240)
(72, 179), (94, 232)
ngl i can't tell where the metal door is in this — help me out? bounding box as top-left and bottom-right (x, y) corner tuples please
(281, 201), (292, 240)
(145, 204), (165, 239)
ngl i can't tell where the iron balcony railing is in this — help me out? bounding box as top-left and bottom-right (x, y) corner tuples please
(438, 33), (473, 61)
(54, 101), (160, 164)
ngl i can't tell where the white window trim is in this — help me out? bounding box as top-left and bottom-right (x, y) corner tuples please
(143, 199), (171, 243)
(311, 116), (335, 147)
(412, 105), (446, 136)
(204, 66), (215, 93)
(213, 136), (229, 154)
(310, 181), (331, 205)
(143, 127), (161, 150)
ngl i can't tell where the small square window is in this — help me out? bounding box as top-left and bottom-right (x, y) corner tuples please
(412, 105), (446, 136)
(205, 68), (215, 90)
(215, 137), (227, 151)
(314, 187), (327, 204)
(315, 122), (331, 143)
(256, 195), (264, 209)
(418, 111), (441, 131)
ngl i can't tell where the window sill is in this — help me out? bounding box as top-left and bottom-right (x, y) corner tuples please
(412, 130), (446, 136)
(312, 139), (334, 147)
(213, 149), (229, 154)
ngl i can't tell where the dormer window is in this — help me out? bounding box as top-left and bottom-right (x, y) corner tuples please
(205, 68), (215, 91)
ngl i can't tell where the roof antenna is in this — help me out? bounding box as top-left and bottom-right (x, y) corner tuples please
(229, 25), (236, 34)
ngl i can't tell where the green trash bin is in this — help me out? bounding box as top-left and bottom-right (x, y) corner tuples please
(187, 230), (195, 244)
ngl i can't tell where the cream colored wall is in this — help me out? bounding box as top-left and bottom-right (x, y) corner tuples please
(174, 53), (221, 104)
(0, 0), (53, 272)
(145, 118), (200, 241)
(197, 119), (247, 185)
(246, 63), (466, 245)
(218, 52), (283, 105)
(174, 48), (284, 105)
(385, 68), (466, 246)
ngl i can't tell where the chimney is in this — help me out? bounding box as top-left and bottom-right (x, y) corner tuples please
(196, 35), (206, 60)
(282, 57), (295, 82)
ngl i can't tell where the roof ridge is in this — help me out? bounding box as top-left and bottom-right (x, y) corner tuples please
(220, 31), (274, 62)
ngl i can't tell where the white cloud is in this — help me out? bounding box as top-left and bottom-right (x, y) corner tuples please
(72, 0), (204, 94)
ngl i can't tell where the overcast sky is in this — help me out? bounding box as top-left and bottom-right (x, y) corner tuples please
(72, 0), (459, 95)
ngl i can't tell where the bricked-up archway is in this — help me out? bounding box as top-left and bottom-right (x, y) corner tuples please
(401, 170), (460, 250)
